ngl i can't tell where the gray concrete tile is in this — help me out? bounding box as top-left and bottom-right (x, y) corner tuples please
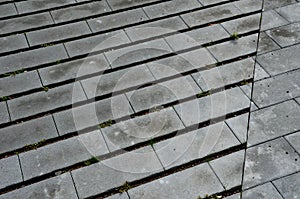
(225, 193), (240, 199)
(128, 163), (224, 198)
(106, 193), (129, 199)
(54, 94), (133, 135)
(125, 17), (188, 42)
(0, 3), (17, 18)
(243, 183), (283, 199)
(276, 2), (300, 22)
(154, 122), (240, 169)
(39, 53), (110, 85)
(102, 107), (184, 151)
(165, 24), (229, 51)
(181, 3), (241, 27)
(107, 0), (158, 10)
(20, 130), (108, 180)
(254, 61), (270, 80)
(16, 0), (76, 13)
(51, 1), (111, 23)
(0, 34), (28, 54)
(233, 0), (263, 13)
(192, 58), (254, 91)
(257, 32), (281, 55)
(87, 8), (149, 33)
(72, 147), (163, 198)
(248, 100), (300, 146)
(127, 75), (200, 112)
(273, 172), (300, 199)
(198, 0), (230, 6)
(264, 0), (296, 10)
(65, 30), (131, 57)
(0, 102), (10, 124)
(147, 48), (216, 79)
(0, 115), (58, 154)
(261, 10), (289, 31)
(0, 71), (42, 97)
(243, 138), (300, 189)
(256, 43), (300, 75)
(0, 44), (68, 75)
(226, 113), (249, 143)
(210, 150), (244, 189)
(143, 0), (201, 19)
(0, 173), (78, 199)
(222, 13), (261, 34)
(266, 22), (300, 47)
(81, 64), (155, 99)
(174, 87), (250, 127)
(105, 38), (172, 68)
(285, 131), (300, 154)
(252, 69), (300, 108)
(0, 156), (23, 190)
(8, 82), (86, 120)
(27, 21), (91, 46)
(0, 12), (53, 35)
(208, 34), (258, 62)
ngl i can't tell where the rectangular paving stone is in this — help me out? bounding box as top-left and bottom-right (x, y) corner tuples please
(0, 71), (42, 97)
(102, 107), (184, 151)
(252, 69), (300, 108)
(147, 48), (216, 79)
(254, 61), (270, 80)
(39, 53), (110, 85)
(106, 193), (129, 199)
(243, 137), (300, 189)
(181, 3), (241, 27)
(207, 34), (258, 62)
(105, 38), (172, 68)
(264, 0), (296, 10)
(0, 173), (78, 199)
(226, 113), (249, 143)
(174, 87), (250, 127)
(0, 156), (22, 190)
(107, 0), (158, 10)
(257, 43), (300, 75)
(72, 147), (163, 198)
(233, 0), (263, 13)
(53, 94), (133, 135)
(276, 2), (300, 22)
(0, 12), (54, 35)
(125, 16), (188, 42)
(20, 130), (108, 180)
(261, 10), (289, 31)
(65, 30), (131, 57)
(165, 24), (229, 51)
(81, 64), (155, 99)
(51, 1), (110, 23)
(87, 8), (149, 33)
(192, 58), (254, 91)
(8, 82), (86, 120)
(266, 22), (300, 47)
(143, 0), (201, 19)
(0, 3), (17, 18)
(248, 100), (300, 146)
(210, 150), (244, 189)
(128, 163), (224, 199)
(273, 172), (300, 199)
(154, 122), (240, 169)
(285, 131), (300, 154)
(198, 0), (229, 6)
(257, 32), (280, 54)
(26, 21), (91, 46)
(16, 0), (76, 13)
(127, 75), (201, 112)
(0, 34), (28, 54)
(221, 13), (261, 34)
(243, 183), (283, 199)
(0, 101), (10, 124)
(0, 115), (58, 154)
(0, 44), (68, 75)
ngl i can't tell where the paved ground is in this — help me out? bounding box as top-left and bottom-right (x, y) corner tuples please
(0, 0), (299, 198)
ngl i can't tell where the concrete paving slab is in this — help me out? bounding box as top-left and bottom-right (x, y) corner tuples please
(226, 113), (249, 143)
(243, 182), (283, 199)
(276, 2), (300, 22)
(261, 10), (289, 31)
(0, 102), (10, 125)
(257, 32), (281, 54)
(285, 131), (300, 154)
(0, 156), (23, 190)
(0, 34), (28, 54)
(273, 172), (300, 199)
